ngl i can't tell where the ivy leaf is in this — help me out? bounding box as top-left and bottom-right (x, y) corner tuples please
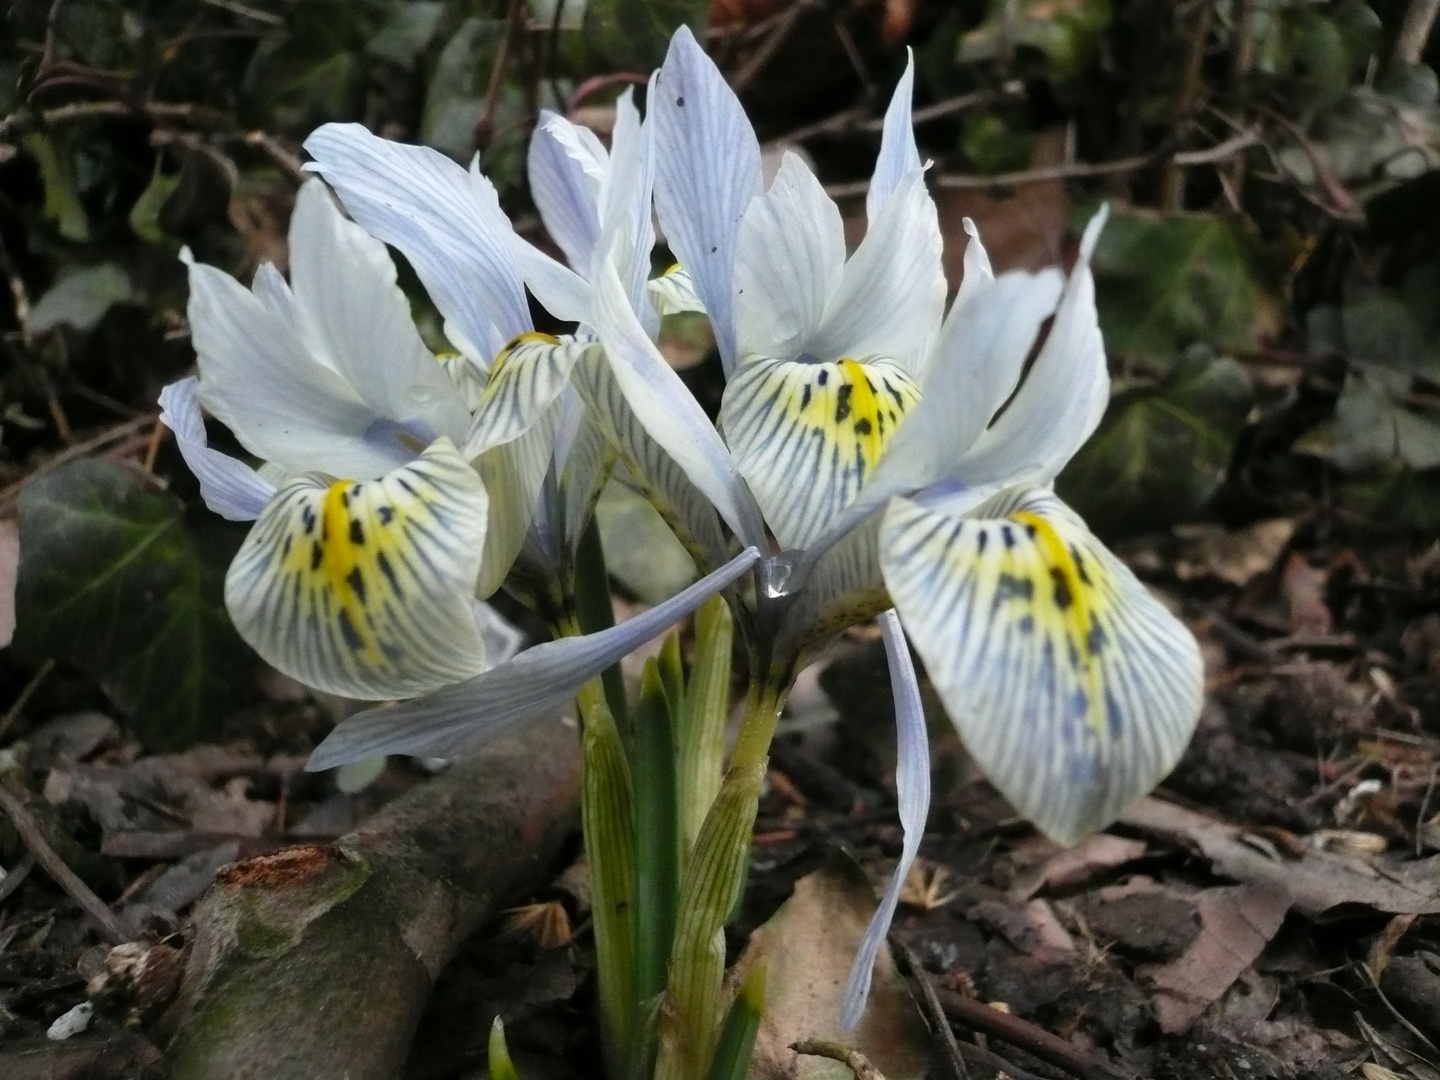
(1058, 346), (1254, 538)
(584, 0), (707, 72)
(27, 264), (138, 335)
(1088, 208), (1278, 365)
(1299, 370), (1440, 472)
(13, 458), (254, 750)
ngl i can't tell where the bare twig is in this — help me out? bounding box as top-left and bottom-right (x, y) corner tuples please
(791, 1039), (888, 1080)
(0, 413), (157, 512)
(1392, 0), (1440, 69)
(892, 938), (970, 1080)
(0, 100), (233, 141)
(780, 85), (1025, 144)
(0, 784), (127, 944)
(242, 130), (304, 179)
(955, 1043), (1051, 1080)
(0, 231), (32, 347)
(937, 989), (1134, 1080)
(0, 659), (57, 743)
(566, 72), (650, 115)
(730, 0), (821, 94)
(198, 0), (285, 26)
(1161, 0), (1215, 210)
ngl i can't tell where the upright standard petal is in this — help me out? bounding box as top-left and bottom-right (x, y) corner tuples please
(590, 255), (769, 554)
(225, 438), (491, 701)
(601, 87), (659, 332)
(185, 254), (408, 480)
(528, 110), (605, 271)
(720, 355), (920, 551)
(647, 263), (707, 316)
(158, 378), (275, 522)
(806, 168), (945, 375)
(951, 206), (1111, 490)
(304, 123), (531, 362)
(733, 152), (846, 362)
(306, 546), (762, 768)
(841, 609), (930, 1029)
(866, 49), (921, 223)
(286, 180), (470, 442)
(879, 488), (1204, 845)
(653, 26), (762, 374)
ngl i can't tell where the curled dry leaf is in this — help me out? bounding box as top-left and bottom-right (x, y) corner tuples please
(733, 855), (930, 1080)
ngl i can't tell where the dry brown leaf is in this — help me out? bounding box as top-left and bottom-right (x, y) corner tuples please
(735, 855), (930, 1080)
(1142, 883), (1290, 1034)
(1281, 553), (1333, 635)
(1121, 797), (1440, 917)
(1012, 833), (1148, 899)
(1172, 519), (1296, 587)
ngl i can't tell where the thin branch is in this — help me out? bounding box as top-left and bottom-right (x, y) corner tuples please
(0, 785), (127, 944)
(1161, 0), (1215, 211)
(893, 937), (970, 1080)
(0, 851), (37, 904)
(1392, 0), (1440, 68)
(0, 413), (157, 512)
(730, 0), (822, 94)
(937, 988), (1134, 1080)
(791, 1040), (888, 1080)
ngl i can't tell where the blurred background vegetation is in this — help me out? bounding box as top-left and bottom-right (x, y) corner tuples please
(1, 0), (1439, 750)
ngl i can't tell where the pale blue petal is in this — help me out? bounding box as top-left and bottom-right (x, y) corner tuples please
(808, 168), (945, 375)
(528, 110), (604, 271)
(157, 377), (275, 521)
(653, 26), (762, 374)
(305, 546), (761, 769)
(733, 151), (845, 362)
(303, 123), (531, 362)
(879, 488), (1203, 845)
(590, 253), (769, 553)
(602, 86), (659, 335)
(841, 609), (930, 1029)
(866, 50), (920, 224)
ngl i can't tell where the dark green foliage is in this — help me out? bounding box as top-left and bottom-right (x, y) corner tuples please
(13, 459), (253, 749)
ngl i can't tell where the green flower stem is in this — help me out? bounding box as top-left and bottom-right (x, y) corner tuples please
(677, 595), (733, 860)
(653, 760), (766, 1080)
(728, 679), (788, 775)
(632, 658), (681, 1018)
(579, 690), (641, 1080)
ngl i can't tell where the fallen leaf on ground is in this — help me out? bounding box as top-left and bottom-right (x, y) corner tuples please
(735, 854), (930, 1080)
(1173, 518), (1296, 587)
(1141, 883), (1290, 1033)
(1281, 553), (1334, 635)
(1120, 797), (1440, 916)
(1011, 832), (1148, 898)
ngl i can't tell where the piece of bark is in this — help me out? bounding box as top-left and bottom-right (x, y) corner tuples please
(162, 718), (580, 1080)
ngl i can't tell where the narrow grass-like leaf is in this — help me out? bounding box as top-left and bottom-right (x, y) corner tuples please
(632, 657), (681, 1017)
(654, 761), (765, 1080)
(704, 959), (766, 1080)
(677, 595), (733, 859)
(488, 1017), (522, 1080)
(582, 698), (640, 1079)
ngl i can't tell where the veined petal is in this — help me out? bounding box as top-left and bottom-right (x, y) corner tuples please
(306, 546), (762, 768)
(601, 86), (659, 334)
(771, 516), (888, 666)
(574, 348), (728, 573)
(590, 254), (768, 554)
(250, 262), (297, 330)
(303, 123), (531, 363)
(866, 49), (921, 223)
(158, 377), (275, 522)
(561, 404), (618, 555)
(808, 168), (945, 375)
(464, 332), (598, 456)
(439, 350), (489, 411)
(512, 236), (592, 326)
(924, 260), (1065, 451)
(951, 206), (1111, 489)
(647, 263), (707, 316)
(879, 488), (1204, 845)
(225, 437), (490, 701)
(734, 152), (845, 362)
(841, 609), (930, 1029)
(475, 406), (561, 597)
(287, 180), (469, 442)
(721, 355), (920, 550)
(185, 254), (407, 480)
(529, 110), (605, 271)
(653, 26), (762, 374)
